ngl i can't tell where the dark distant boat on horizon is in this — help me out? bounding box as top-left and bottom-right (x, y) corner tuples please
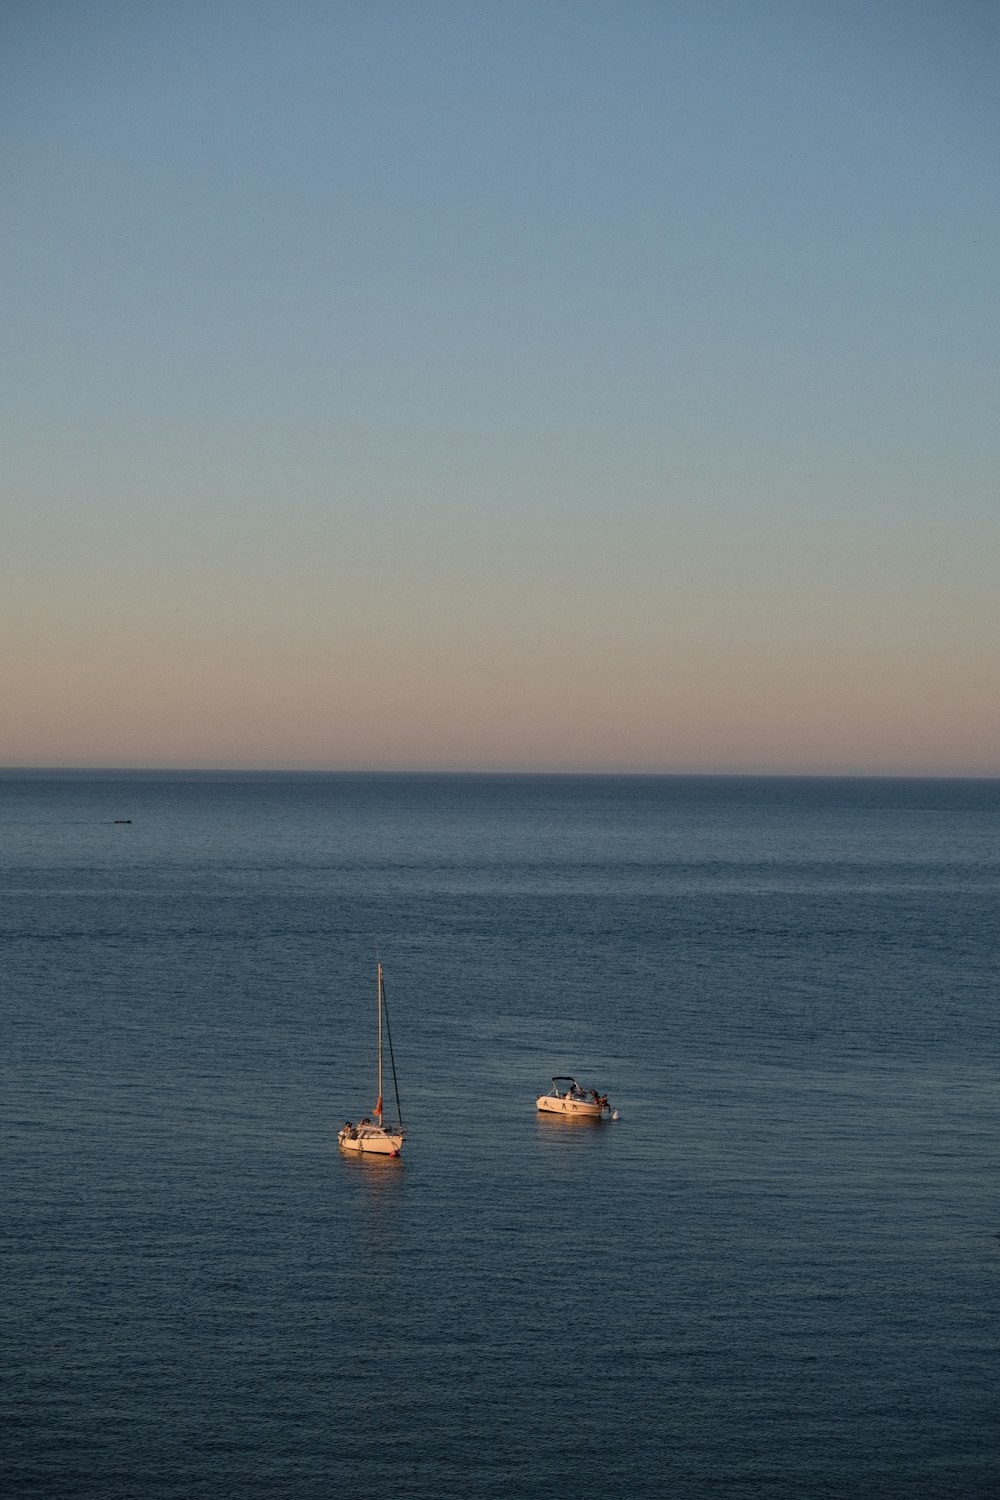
(339, 963), (406, 1157)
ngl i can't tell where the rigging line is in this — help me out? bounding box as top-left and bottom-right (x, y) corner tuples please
(380, 973), (404, 1127)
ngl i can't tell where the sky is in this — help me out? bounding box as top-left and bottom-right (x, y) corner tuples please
(2, 0), (997, 774)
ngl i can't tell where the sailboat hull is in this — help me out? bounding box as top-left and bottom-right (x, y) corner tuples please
(339, 1124), (405, 1156)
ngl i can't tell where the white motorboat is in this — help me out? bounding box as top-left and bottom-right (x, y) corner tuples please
(339, 963), (406, 1157)
(535, 1076), (616, 1119)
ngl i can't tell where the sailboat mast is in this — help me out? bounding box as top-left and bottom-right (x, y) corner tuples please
(377, 962), (384, 1124)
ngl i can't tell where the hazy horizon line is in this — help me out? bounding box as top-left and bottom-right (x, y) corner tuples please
(2, 765), (998, 782)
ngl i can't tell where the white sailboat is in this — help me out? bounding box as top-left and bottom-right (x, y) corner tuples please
(338, 963), (406, 1157)
(536, 1076), (617, 1119)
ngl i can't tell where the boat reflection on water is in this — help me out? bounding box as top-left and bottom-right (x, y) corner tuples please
(338, 1147), (405, 1173)
(535, 1108), (606, 1130)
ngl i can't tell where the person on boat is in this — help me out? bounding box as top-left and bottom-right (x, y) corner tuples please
(599, 1094), (609, 1111)
(343, 1121), (355, 1137)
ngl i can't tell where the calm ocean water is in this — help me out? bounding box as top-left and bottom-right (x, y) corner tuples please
(2, 772), (999, 1499)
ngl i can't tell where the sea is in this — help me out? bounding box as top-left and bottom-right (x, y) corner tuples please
(2, 772), (998, 1499)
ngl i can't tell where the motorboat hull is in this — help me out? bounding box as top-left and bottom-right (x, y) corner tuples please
(536, 1093), (603, 1118)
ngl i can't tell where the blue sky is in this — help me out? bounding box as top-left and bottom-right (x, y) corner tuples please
(2, 1), (998, 772)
